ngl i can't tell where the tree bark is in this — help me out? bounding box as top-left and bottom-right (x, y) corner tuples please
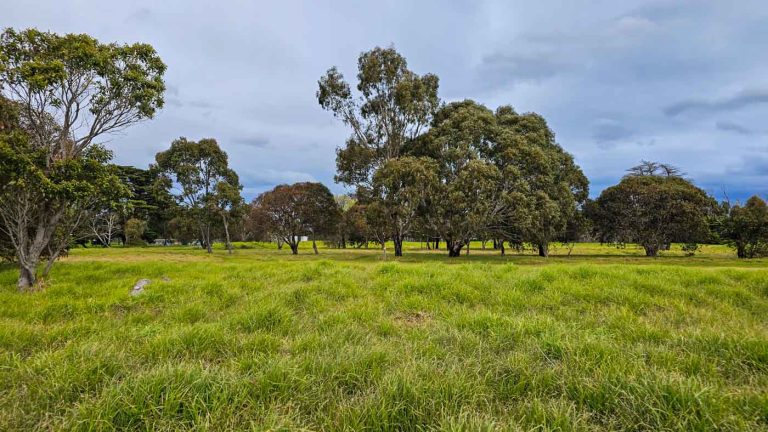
(500, 240), (505, 256)
(393, 234), (403, 257)
(17, 262), (37, 291)
(447, 240), (463, 257)
(312, 238), (319, 254)
(644, 244), (659, 257)
(538, 243), (549, 258)
(222, 215), (233, 255)
(289, 242), (299, 255)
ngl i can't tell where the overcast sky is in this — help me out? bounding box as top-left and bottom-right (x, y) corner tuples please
(5, 0), (768, 201)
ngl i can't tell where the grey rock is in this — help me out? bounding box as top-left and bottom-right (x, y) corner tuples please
(131, 279), (150, 296)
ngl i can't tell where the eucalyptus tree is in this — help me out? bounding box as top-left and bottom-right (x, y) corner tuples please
(154, 138), (240, 253)
(253, 182), (340, 255)
(407, 100), (507, 256)
(490, 107), (588, 257)
(369, 157), (438, 256)
(0, 28), (164, 289)
(719, 196), (768, 258)
(318, 46), (440, 255)
(211, 175), (244, 254)
(591, 164), (716, 256)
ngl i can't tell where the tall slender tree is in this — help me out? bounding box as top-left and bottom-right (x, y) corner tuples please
(318, 46), (440, 256)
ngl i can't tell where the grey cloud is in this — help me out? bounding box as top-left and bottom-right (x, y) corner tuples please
(665, 89), (768, 116)
(716, 121), (756, 136)
(232, 136), (270, 149)
(126, 7), (152, 23)
(475, 52), (567, 89)
(593, 120), (634, 146)
(5, 0), (768, 201)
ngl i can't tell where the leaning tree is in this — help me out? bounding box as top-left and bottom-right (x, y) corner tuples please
(317, 46), (440, 256)
(0, 28), (165, 289)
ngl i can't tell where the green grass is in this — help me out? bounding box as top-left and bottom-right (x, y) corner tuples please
(0, 243), (766, 430)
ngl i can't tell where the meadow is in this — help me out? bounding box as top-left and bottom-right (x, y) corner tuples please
(0, 243), (767, 431)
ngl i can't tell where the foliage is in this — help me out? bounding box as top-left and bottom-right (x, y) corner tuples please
(124, 218), (147, 246)
(591, 166), (717, 256)
(719, 195), (768, 258)
(114, 165), (176, 242)
(154, 137), (241, 253)
(318, 46), (440, 256)
(0, 28), (165, 289)
(369, 157), (438, 256)
(0, 96), (128, 289)
(252, 182), (341, 254)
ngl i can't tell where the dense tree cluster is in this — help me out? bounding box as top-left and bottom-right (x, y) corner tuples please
(318, 49), (588, 257)
(2, 30), (767, 290)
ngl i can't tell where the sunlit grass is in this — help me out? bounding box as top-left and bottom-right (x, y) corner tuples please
(0, 243), (766, 430)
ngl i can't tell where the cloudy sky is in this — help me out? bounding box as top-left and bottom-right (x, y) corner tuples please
(6, 0), (768, 201)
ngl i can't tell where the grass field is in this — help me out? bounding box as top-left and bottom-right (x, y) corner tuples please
(0, 243), (767, 431)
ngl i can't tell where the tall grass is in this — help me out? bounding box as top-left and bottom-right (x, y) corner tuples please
(0, 244), (766, 430)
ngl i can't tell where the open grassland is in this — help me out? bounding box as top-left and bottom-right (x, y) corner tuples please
(0, 244), (767, 431)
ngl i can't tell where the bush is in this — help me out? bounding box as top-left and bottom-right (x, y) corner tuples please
(124, 218), (148, 246)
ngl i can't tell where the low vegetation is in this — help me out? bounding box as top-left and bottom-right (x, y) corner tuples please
(1, 244), (766, 430)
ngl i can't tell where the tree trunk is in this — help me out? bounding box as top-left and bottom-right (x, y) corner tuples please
(312, 238), (319, 255)
(277, 238), (284, 250)
(447, 240), (463, 257)
(435, 238), (439, 250)
(500, 240), (505, 256)
(222, 215), (233, 255)
(426, 239), (431, 250)
(289, 242), (299, 255)
(538, 243), (549, 258)
(644, 244), (659, 257)
(393, 234), (403, 257)
(737, 244), (746, 259)
(205, 224), (213, 253)
(17, 262), (37, 291)
(465, 240), (470, 255)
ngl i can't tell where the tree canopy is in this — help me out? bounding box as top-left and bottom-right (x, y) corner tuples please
(252, 182), (340, 254)
(591, 167), (716, 256)
(154, 137), (241, 253)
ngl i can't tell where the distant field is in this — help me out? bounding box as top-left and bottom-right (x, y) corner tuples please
(0, 243), (767, 430)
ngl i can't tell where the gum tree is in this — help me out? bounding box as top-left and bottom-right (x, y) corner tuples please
(719, 196), (768, 258)
(317, 46), (440, 256)
(154, 138), (239, 253)
(591, 164), (716, 256)
(407, 100), (508, 257)
(253, 182), (340, 255)
(0, 28), (164, 289)
(491, 107), (588, 257)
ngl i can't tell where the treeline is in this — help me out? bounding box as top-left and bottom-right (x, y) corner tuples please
(1, 29), (767, 291)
